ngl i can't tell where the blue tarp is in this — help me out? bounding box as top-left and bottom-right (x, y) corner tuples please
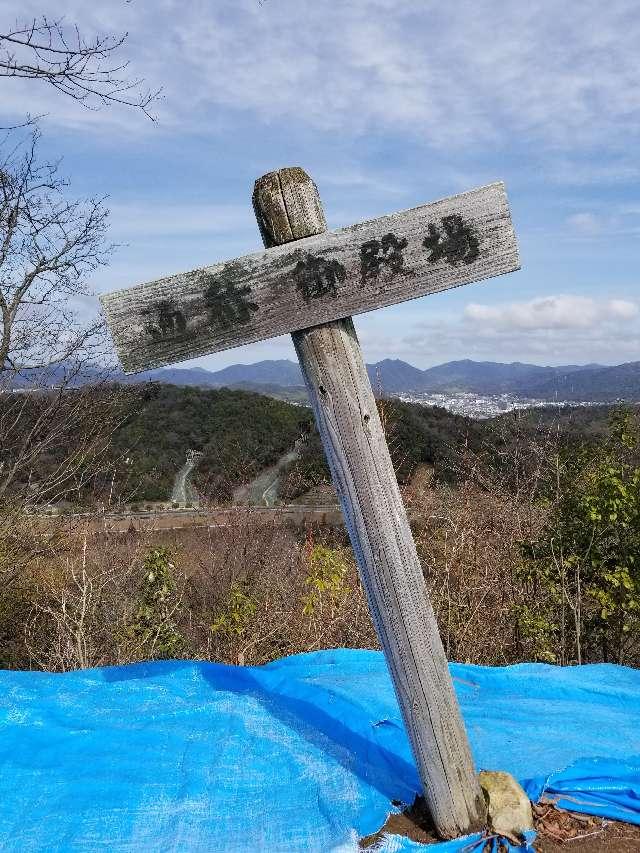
(1, 649), (639, 851)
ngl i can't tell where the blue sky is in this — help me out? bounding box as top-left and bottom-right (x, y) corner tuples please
(2, 0), (639, 370)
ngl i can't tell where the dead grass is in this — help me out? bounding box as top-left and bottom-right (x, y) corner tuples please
(0, 467), (634, 671)
(1, 515), (376, 670)
(408, 477), (543, 665)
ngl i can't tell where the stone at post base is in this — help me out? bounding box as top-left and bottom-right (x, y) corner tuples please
(479, 770), (534, 845)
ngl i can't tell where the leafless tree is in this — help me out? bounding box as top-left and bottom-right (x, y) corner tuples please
(0, 129), (110, 376)
(0, 129), (138, 581)
(0, 378), (138, 587)
(0, 16), (156, 596)
(1, 15), (160, 119)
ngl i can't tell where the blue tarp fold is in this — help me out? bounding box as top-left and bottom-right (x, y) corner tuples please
(1, 649), (639, 851)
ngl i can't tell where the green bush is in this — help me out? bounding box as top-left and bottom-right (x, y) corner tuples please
(124, 547), (185, 659)
(518, 408), (640, 664)
(210, 581), (258, 639)
(302, 544), (351, 617)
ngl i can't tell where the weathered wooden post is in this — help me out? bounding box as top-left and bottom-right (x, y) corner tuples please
(252, 169), (486, 838)
(100, 167), (519, 838)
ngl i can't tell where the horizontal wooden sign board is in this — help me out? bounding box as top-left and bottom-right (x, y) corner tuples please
(101, 182), (519, 373)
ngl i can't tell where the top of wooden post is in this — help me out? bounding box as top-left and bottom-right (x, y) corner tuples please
(252, 167), (327, 248)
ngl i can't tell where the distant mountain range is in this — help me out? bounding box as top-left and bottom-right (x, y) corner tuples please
(10, 358), (640, 402)
(145, 360), (306, 388)
(519, 361), (640, 402)
(115, 357), (640, 403)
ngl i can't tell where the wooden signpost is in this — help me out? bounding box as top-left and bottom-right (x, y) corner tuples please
(100, 168), (520, 839)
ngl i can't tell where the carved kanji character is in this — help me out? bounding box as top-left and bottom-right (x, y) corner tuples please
(360, 232), (408, 283)
(293, 253), (347, 301)
(422, 214), (479, 266)
(202, 267), (259, 330)
(143, 300), (186, 340)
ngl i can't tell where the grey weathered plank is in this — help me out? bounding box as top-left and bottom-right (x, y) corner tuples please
(294, 319), (486, 838)
(254, 168), (487, 839)
(101, 181), (519, 373)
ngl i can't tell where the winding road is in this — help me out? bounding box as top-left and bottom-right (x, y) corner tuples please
(171, 456), (199, 505)
(170, 442), (303, 509)
(232, 440), (303, 507)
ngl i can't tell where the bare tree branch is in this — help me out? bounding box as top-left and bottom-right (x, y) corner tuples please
(0, 128), (141, 582)
(1, 15), (161, 119)
(0, 129), (112, 374)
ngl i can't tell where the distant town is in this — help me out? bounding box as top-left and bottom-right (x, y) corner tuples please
(395, 391), (609, 419)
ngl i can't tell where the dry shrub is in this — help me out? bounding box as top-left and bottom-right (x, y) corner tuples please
(182, 513), (376, 665)
(9, 406), (637, 673)
(410, 480), (542, 665)
(0, 514), (377, 671)
(15, 536), (140, 671)
(0, 490), (558, 672)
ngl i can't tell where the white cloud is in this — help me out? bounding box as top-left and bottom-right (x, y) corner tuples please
(464, 295), (638, 331)
(387, 294), (640, 366)
(609, 299), (639, 320)
(566, 213), (603, 236)
(2, 0), (639, 154)
(400, 322), (640, 366)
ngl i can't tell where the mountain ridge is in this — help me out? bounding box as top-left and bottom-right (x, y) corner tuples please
(8, 358), (640, 402)
(132, 357), (602, 393)
(521, 360), (640, 402)
(135, 357), (631, 400)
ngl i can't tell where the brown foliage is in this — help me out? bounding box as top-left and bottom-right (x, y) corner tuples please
(409, 479), (541, 664)
(0, 516), (377, 671)
(5, 419), (639, 672)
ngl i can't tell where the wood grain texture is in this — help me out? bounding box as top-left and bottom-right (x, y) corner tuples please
(294, 320), (486, 838)
(101, 180), (519, 373)
(254, 167), (487, 839)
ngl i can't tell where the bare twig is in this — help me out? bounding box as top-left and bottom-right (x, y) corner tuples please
(1, 16), (161, 119)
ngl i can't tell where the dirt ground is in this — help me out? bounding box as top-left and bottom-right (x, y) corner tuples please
(533, 801), (640, 852)
(359, 797), (640, 851)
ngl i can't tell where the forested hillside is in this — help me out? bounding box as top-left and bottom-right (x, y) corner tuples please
(278, 398), (485, 501)
(111, 389), (496, 505)
(522, 361), (640, 401)
(106, 384), (313, 504)
(103, 387), (501, 505)
(7, 382), (634, 509)
(280, 398), (628, 500)
(93, 389), (640, 505)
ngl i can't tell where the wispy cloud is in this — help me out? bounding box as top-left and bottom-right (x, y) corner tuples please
(391, 294), (640, 366)
(464, 295), (639, 331)
(4, 0), (637, 373)
(565, 213), (604, 237)
(562, 207), (640, 240)
(545, 158), (640, 186)
(105, 203), (251, 240)
(3, 0), (639, 156)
